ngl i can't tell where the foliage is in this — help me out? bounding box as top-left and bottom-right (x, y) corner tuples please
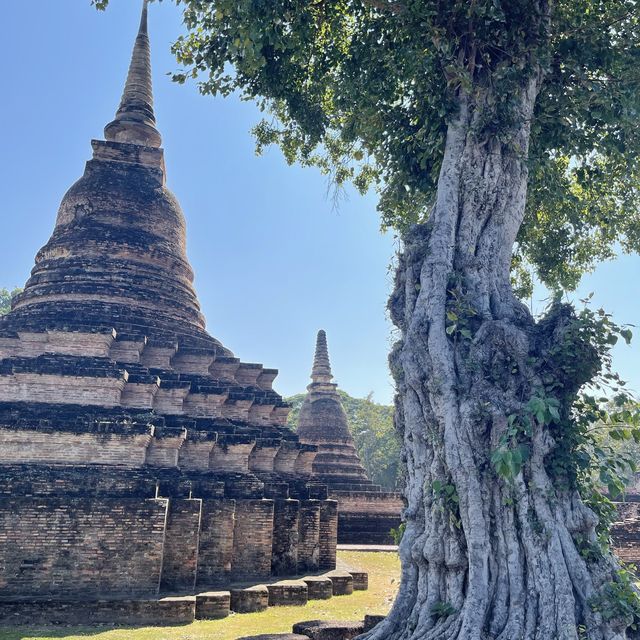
(491, 394), (560, 481)
(430, 479), (462, 529)
(287, 390), (401, 490)
(430, 601), (457, 620)
(0, 288), (21, 316)
(390, 521), (406, 545)
(589, 569), (640, 630)
(94, 0), (640, 297)
(488, 298), (640, 552)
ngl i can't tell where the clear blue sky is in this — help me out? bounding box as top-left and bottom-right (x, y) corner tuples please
(0, 1), (638, 405)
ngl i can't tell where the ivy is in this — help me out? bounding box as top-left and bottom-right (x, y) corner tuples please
(491, 395), (560, 481)
(431, 479), (462, 529)
(590, 569), (640, 630)
(445, 279), (478, 343)
(430, 601), (457, 620)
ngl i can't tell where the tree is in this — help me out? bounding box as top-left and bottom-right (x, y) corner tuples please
(0, 288), (20, 316)
(97, 2), (640, 637)
(287, 390), (402, 490)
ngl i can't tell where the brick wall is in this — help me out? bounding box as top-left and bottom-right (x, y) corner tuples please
(0, 596), (196, 626)
(298, 500), (321, 573)
(0, 428), (151, 468)
(160, 498), (202, 592)
(319, 500), (338, 570)
(613, 502), (640, 564)
(196, 499), (236, 587)
(271, 499), (300, 576)
(0, 497), (168, 596)
(332, 491), (404, 515)
(231, 500), (275, 580)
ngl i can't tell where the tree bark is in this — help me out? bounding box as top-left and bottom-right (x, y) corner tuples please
(360, 77), (633, 640)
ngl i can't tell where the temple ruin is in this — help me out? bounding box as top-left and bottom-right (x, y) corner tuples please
(297, 330), (403, 544)
(0, 2), (342, 624)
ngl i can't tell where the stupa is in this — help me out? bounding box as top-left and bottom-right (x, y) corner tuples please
(297, 331), (403, 544)
(0, 3), (338, 624)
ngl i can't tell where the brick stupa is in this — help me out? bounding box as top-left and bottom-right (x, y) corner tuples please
(297, 331), (403, 544)
(0, 3), (337, 623)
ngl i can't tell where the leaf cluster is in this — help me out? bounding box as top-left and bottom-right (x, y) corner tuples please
(491, 394), (560, 481)
(0, 288), (21, 316)
(589, 569), (640, 630)
(115, 0), (640, 297)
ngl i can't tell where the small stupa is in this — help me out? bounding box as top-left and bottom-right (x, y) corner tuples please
(0, 3), (338, 624)
(297, 331), (403, 544)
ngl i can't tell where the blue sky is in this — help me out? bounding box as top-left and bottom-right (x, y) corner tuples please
(0, 1), (638, 405)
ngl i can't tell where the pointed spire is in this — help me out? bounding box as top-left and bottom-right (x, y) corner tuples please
(104, 0), (162, 148)
(311, 330), (333, 384)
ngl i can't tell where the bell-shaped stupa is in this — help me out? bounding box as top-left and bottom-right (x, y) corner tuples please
(298, 330), (370, 484)
(297, 331), (403, 544)
(0, 3), (338, 624)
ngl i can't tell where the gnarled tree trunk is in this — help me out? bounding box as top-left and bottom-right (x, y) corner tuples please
(360, 76), (632, 640)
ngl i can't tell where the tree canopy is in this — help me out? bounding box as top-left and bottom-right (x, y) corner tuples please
(0, 288), (20, 316)
(143, 0), (640, 296)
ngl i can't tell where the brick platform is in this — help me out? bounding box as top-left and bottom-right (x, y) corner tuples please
(267, 581), (309, 607)
(238, 635), (310, 640)
(323, 571), (354, 596)
(0, 596), (196, 626)
(302, 576), (334, 600)
(350, 572), (369, 591)
(230, 585), (270, 614)
(195, 591), (230, 620)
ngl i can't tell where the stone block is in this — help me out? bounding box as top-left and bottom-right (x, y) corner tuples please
(292, 620), (365, 640)
(350, 572), (368, 591)
(195, 591), (230, 620)
(323, 571), (354, 596)
(230, 585), (269, 613)
(302, 576), (333, 600)
(267, 580), (308, 607)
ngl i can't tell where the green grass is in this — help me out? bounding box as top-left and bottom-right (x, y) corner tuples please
(0, 551), (400, 640)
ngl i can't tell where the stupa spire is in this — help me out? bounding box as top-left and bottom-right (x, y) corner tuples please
(311, 330), (333, 384)
(104, 0), (162, 148)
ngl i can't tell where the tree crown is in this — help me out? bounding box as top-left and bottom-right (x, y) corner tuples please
(96, 0), (640, 295)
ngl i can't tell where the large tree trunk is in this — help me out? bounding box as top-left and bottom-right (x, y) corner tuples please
(360, 78), (632, 640)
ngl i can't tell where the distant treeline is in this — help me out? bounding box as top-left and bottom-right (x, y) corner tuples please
(0, 288), (21, 316)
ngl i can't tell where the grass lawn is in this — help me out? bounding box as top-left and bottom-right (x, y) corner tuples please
(0, 551), (400, 640)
